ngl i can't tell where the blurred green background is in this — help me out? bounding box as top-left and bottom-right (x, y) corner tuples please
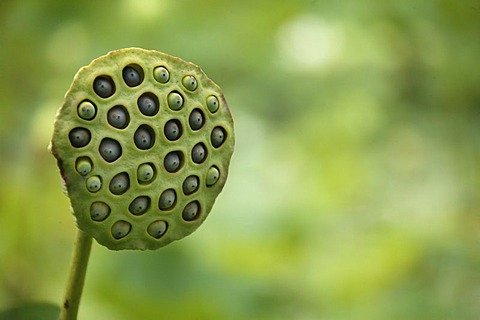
(1, 0), (479, 319)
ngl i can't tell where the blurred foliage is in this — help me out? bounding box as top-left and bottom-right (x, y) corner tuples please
(1, 0), (479, 319)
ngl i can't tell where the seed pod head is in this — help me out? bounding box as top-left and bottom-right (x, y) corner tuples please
(50, 48), (234, 250)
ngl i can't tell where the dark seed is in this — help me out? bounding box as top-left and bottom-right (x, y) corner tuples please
(69, 128), (91, 148)
(164, 151), (182, 173)
(147, 220), (168, 239)
(138, 93), (159, 116)
(99, 138), (122, 162)
(182, 175), (199, 195)
(191, 143), (207, 164)
(93, 76), (115, 98)
(123, 66), (142, 87)
(129, 196), (150, 215)
(111, 220), (131, 239)
(182, 201), (200, 221)
(159, 189), (176, 210)
(107, 105), (129, 129)
(90, 202), (110, 221)
(211, 127), (226, 148)
(189, 109), (204, 130)
(109, 172), (129, 195)
(164, 120), (182, 141)
(134, 126), (154, 150)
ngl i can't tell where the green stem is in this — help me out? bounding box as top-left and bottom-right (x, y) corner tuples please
(60, 228), (93, 320)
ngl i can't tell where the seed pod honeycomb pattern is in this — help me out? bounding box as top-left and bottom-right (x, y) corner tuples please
(50, 48), (234, 250)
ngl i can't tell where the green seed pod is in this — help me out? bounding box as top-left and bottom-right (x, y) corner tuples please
(189, 109), (204, 131)
(167, 91), (184, 110)
(107, 105), (130, 129)
(77, 101), (97, 120)
(182, 201), (200, 221)
(69, 128), (91, 148)
(90, 202), (110, 221)
(206, 166), (220, 187)
(129, 196), (150, 216)
(86, 176), (102, 193)
(191, 143), (207, 164)
(137, 163), (155, 183)
(164, 119), (182, 141)
(206, 95), (219, 113)
(111, 220), (131, 239)
(147, 220), (168, 239)
(75, 157), (93, 176)
(182, 175), (199, 195)
(93, 76), (115, 98)
(109, 172), (130, 195)
(159, 189), (176, 210)
(50, 48), (234, 250)
(153, 66), (170, 83)
(99, 138), (122, 162)
(182, 75), (197, 91)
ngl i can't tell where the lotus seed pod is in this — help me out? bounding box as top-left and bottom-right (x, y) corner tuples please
(77, 101), (96, 120)
(50, 48), (234, 250)
(167, 91), (184, 110)
(137, 163), (155, 183)
(164, 119), (182, 141)
(206, 166), (220, 187)
(93, 76), (115, 98)
(153, 66), (170, 83)
(107, 105), (130, 129)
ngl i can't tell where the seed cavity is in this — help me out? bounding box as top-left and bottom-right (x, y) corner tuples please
(69, 128), (91, 148)
(129, 196), (150, 216)
(189, 109), (205, 131)
(86, 176), (102, 193)
(182, 201), (200, 221)
(147, 220), (168, 239)
(164, 151), (183, 173)
(99, 138), (122, 162)
(111, 220), (131, 239)
(211, 127), (226, 148)
(167, 91), (184, 111)
(138, 92), (159, 116)
(153, 66), (170, 83)
(206, 166), (220, 187)
(75, 157), (93, 176)
(77, 101), (97, 120)
(164, 119), (182, 141)
(206, 95), (219, 113)
(109, 172), (130, 195)
(182, 175), (199, 195)
(137, 163), (155, 184)
(93, 76), (115, 98)
(159, 189), (176, 210)
(191, 143), (207, 164)
(134, 125), (155, 150)
(122, 64), (144, 87)
(90, 202), (110, 221)
(107, 105), (130, 129)
(182, 75), (197, 91)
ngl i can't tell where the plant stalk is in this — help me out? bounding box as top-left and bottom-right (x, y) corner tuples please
(60, 228), (93, 320)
